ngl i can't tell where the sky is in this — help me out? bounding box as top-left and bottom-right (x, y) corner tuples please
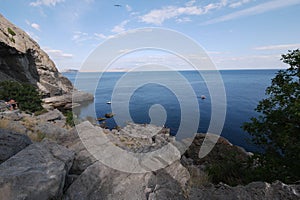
(0, 0), (300, 71)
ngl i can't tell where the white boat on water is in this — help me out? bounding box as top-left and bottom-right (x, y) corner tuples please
(106, 101), (111, 104)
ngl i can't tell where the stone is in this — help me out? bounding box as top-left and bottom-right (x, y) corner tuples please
(0, 119), (27, 134)
(0, 14), (73, 97)
(104, 112), (114, 118)
(0, 129), (32, 164)
(183, 133), (250, 167)
(0, 110), (22, 121)
(55, 127), (97, 175)
(34, 121), (69, 141)
(64, 161), (186, 200)
(37, 109), (65, 122)
(43, 91), (94, 110)
(0, 139), (75, 200)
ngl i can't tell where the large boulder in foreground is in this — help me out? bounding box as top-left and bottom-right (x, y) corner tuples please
(64, 161), (187, 200)
(0, 129), (32, 164)
(0, 139), (75, 200)
(0, 13), (73, 97)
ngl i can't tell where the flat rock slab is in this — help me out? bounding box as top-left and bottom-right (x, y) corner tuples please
(37, 109), (65, 122)
(120, 122), (163, 139)
(0, 139), (75, 200)
(64, 161), (186, 200)
(0, 129), (32, 164)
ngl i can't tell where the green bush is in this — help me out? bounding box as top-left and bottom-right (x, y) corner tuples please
(64, 110), (75, 127)
(243, 49), (300, 183)
(0, 81), (43, 113)
(7, 27), (16, 36)
(206, 152), (253, 186)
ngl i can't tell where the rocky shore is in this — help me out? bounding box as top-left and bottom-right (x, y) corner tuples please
(0, 109), (299, 200)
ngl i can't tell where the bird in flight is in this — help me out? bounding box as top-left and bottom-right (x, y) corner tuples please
(114, 4), (122, 7)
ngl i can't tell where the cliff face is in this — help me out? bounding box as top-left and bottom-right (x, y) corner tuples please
(0, 14), (73, 97)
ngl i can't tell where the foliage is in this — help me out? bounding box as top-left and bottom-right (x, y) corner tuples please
(7, 27), (16, 36)
(0, 81), (43, 113)
(64, 110), (75, 127)
(243, 49), (300, 183)
(206, 152), (252, 186)
(34, 109), (48, 116)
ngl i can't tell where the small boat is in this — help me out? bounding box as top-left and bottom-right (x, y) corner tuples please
(106, 101), (111, 104)
(200, 95), (206, 100)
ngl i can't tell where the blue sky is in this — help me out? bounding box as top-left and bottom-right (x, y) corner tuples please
(1, 0), (300, 71)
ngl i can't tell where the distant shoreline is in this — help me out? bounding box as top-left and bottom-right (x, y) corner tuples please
(61, 68), (283, 73)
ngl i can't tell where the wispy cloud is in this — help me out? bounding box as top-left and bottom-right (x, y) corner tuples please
(31, 23), (41, 31)
(43, 47), (73, 59)
(176, 17), (192, 23)
(229, 0), (251, 8)
(140, 6), (202, 25)
(126, 5), (132, 12)
(26, 20), (41, 31)
(185, 0), (196, 7)
(111, 20), (129, 33)
(140, 1), (227, 25)
(72, 31), (113, 43)
(30, 0), (65, 7)
(254, 43), (300, 51)
(203, 0), (300, 25)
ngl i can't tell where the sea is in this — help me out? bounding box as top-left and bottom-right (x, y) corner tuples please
(63, 69), (278, 152)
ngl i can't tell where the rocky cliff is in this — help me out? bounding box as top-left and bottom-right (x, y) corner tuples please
(0, 14), (73, 97)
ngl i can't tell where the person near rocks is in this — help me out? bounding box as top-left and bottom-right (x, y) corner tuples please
(6, 98), (18, 111)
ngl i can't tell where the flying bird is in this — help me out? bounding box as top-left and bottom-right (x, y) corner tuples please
(114, 4), (122, 7)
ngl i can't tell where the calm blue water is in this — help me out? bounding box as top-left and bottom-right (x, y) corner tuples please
(64, 70), (278, 152)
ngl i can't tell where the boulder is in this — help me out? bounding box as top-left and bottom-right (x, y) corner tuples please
(37, 109), (65, 122)
(0, 139), (75, 200)
(64, 161), (186, 200)
(0, 110), (22, 121)
(0, 129), (32, 164)
(57, 128), (97, 175)
(104, 112), (114, 118)
(43, 91), (94, 110)
(33, 121), (69, 141)
(0, 119), (27, 135)
(183, 133), (250, 167)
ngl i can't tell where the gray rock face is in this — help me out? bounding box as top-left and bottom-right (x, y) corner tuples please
(0, 110), (22, 121)
(0, 14), (73, 97)
(0, 139), (75, 200)
(64, 161), (187, 200)
(43, 90), (94, 109)
(0, 129), (32, 164)
(57, 128), (97, 175)
(189, 181), (300, 200)
(37, 109), (66, 122)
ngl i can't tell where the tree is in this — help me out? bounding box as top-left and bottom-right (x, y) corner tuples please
(243, 49), (300, 183)
(0, 81), (43, 113)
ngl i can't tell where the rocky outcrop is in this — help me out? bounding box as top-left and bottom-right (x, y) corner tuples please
(0, 129), (32, 164)
(0, 14), (73, 97)
(64, 161), (187, 200)
(0, 110), (299, 199)
(43, 90), (94, 110)
(0, 139), (75, 200)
